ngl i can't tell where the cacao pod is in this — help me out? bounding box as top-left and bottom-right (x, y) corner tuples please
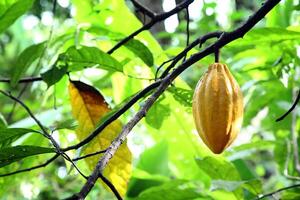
(192, 63), (243, 154)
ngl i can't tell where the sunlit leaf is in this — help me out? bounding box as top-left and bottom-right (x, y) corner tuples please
(68, 80), (132, 196)
(0, 0), (34, 33)
(61, 46), (123, 72)
(0, 145), (54, 168)
(127, 141), (170, 197)
(122, 39), (154, 67)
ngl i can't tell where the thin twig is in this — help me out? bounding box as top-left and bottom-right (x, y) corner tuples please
(0, 77), (42, 83)
(183, 7), (190, 62)
(256, 184), (300, 199)
(0, 90), (87, 179)
(72, 149), (107, 162)
(291, 88), (300, 174)
(0, 154), (59, 177)
(159, 31), (223, 78)
(99, 174), (123, 200)
(74, 0), (281, 198)
(107, 0), (194, 54)
(276, 89), (300, 122)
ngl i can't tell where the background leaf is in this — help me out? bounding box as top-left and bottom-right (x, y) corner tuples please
(10, 42), (45, 87)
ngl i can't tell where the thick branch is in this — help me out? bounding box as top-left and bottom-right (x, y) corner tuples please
(74, 0), (282, 198)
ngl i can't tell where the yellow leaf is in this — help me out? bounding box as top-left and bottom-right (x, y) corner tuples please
(68, 80), (132, 196)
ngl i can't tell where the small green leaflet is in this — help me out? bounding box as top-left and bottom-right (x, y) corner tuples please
(0, 0), (34, 33)
(60, 46), (123, 72)
(0, 145), (54, 168)
(145, 101), (170, 129)
(168, 87), (193, 107)
(10, 42), (45, 87)
(41, 65), (68, 88)
(0, 128), (39, 147)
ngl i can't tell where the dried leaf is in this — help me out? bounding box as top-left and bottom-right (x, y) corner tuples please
(68, 80), (132, 196)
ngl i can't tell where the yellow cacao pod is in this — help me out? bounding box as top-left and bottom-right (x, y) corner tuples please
(192, 63), (243, 154)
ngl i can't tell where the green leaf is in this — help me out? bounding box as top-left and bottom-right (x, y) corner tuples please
(0, 145), (54, 168)
(168, 87), (193, 107)
(127, 140), (170, 197)
(136, 140), (169, 175)
(60, 46), (123, 72)
(0, 128), (39, 147)
(136, 180), (209, 200)
(196, 156), (240, 181)
(145, 100), (171, 129)
(41, 66), (68, 88)
(123, 39), (154, 67)
(242, 179), (262, 195)
(89, 27), (154, 66)
(0, 0), (34, 33)
(10, 42), (45, 87)
(232, 159), (257, 180)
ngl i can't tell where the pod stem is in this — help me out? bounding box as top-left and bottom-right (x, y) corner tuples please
(215, 48), (220, 63)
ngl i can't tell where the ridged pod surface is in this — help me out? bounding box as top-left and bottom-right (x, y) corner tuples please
(192, 63), (243, 154)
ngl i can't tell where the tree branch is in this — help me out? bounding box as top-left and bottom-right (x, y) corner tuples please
(256, 184), (300, 199)
(0, 77), (42, 83)
(73, 0), (282, 198)
(107, 0), (194, 54)
(72, 149), (107, 162)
